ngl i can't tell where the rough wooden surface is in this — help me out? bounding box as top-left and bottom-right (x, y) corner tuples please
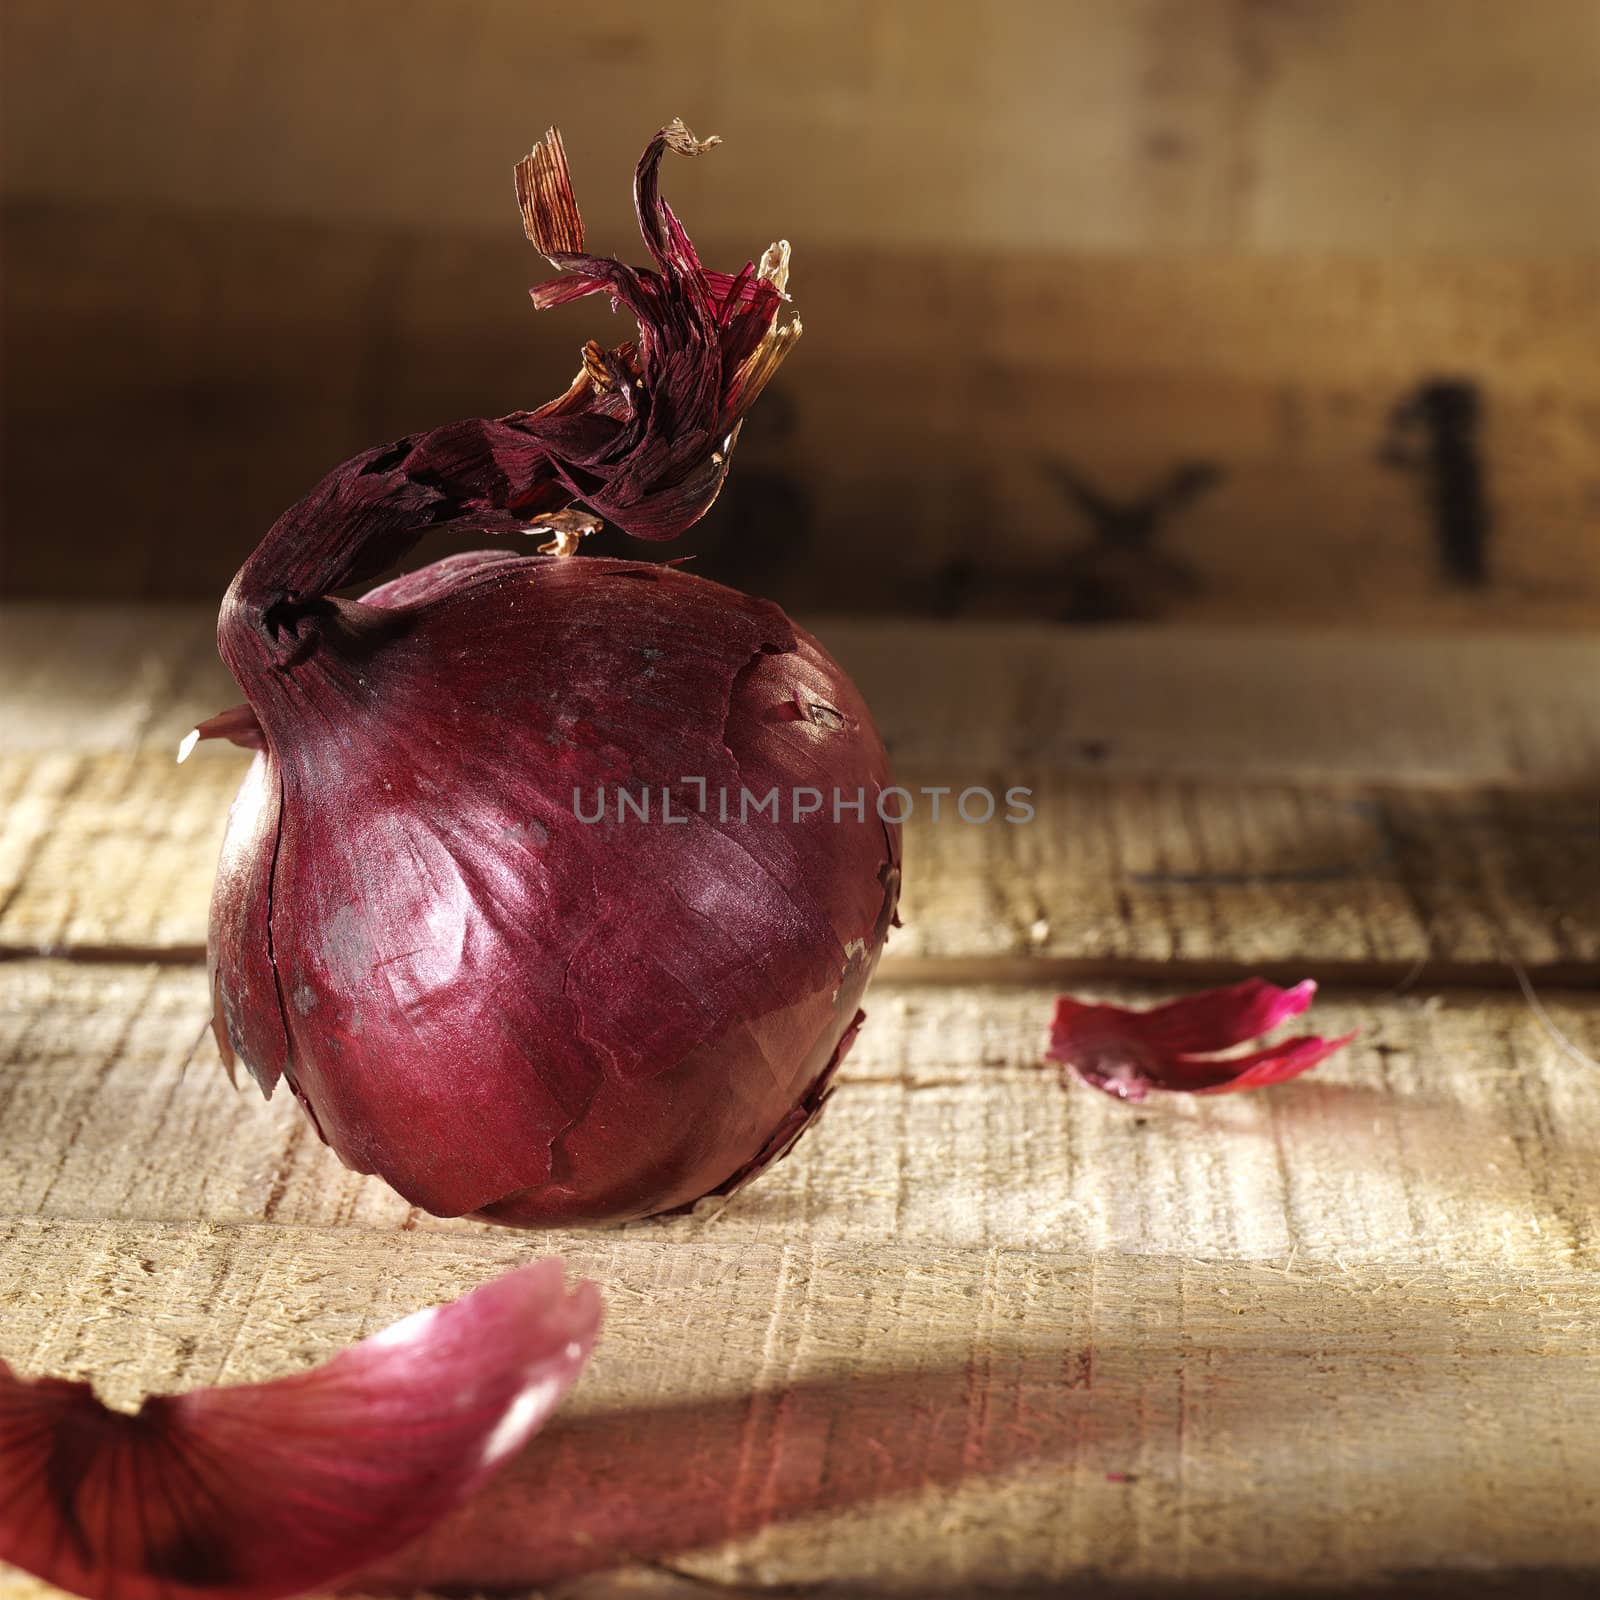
(4, 751), (1595, 984)
(3, 613), (1597, 979)
(0, 609), (1596, 1596)
(3, 963), (1594, 1270)
(1, 1221), (1596, 1598)
(9, 608), (1600, 781)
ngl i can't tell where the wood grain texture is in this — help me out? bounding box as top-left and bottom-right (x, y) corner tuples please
(898, 774), (1599, 980)
(3, 963), (1595, 1272)
(2, 611), (1596, 1595)
(8, 0), (1600, 251)
(0, 1221), (1596, 1598)
(7, 609), (1600, 780)
(830, 623), (1600, 786)
(3, 611), (1595, 974)
(7, 199), (1600, 622)
(3, 750), (1594, 983)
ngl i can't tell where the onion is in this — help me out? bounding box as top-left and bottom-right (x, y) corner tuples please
(0, 1260), (600, 1600)
(197, 123), (901, 1224)
(1045, 979), (1354, 1100)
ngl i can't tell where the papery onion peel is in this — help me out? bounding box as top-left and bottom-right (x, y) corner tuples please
(1046, 979), (1355, 1101)
(0, 1259), (599, 1600)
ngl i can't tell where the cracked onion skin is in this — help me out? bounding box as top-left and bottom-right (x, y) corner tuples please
(208, 550), (900, 1225)
(202, 122), (900, 1225)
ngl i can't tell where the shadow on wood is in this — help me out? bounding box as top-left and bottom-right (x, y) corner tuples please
(361, 1318), (1600, 1593)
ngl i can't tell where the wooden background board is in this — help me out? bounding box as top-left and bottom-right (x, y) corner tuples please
(6, 1), (1600, 623)
(0, 605), (1597, 1594)
(6, 210), (1598, 624)
(10, 0), (1600, 250)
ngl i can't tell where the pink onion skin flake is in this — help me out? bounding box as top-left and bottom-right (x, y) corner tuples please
(1046, 978), (1356, 1102)
(0, 1259), (600, 1600)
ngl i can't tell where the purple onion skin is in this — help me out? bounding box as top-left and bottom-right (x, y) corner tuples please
(204, 124), (893, 1224)
(0, 1260), (599, 1600)
(209, 551), (900, 1225)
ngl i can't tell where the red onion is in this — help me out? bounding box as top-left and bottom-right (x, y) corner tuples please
(0, 1260), (599, 1600)
(1046, 979), (1354, 1100)
(197, 123), (901, 1224)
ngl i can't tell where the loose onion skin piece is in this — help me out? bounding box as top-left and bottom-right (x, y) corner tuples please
(1046, 979), (1355, 1101)
(201, 124), (901, 1225)
(0, 1260), (600, 1600)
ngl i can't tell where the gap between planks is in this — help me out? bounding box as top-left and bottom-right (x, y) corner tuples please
(2, 947), (1596, 998)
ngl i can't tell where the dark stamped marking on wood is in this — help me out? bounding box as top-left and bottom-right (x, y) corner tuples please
(936, 459), (1226, 622)
(1381, 378), (1491, 587)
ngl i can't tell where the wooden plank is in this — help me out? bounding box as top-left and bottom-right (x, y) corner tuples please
(7, 609), (1600, 781)
(8, 0), (1600, 252)
(7, 199), (1600, 624)
(2, 747), (1593, 978)
(4, 614), (1595, 973)
(831, 624), (1600, 786)
(0, 749), (234, 955)
(898, 774), (1600, 979)
(0, 1221), (1596, 1597)
(0, 607), (225, 756)
(4, 963), (1595, 1271)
